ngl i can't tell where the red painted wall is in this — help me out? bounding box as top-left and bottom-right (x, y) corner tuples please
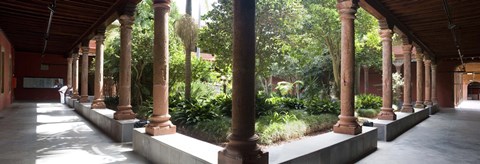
(0, 30), (13, 110)
(14, 52), (67, 101)
(359, 67), (382, 96)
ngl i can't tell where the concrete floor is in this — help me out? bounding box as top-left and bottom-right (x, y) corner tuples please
(0, 102), (149, 164)
(358, 100), (480, 164)
(1, 101), (479, 164)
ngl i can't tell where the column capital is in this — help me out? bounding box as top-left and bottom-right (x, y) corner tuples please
(337, 0), (358, 20)
(153, 0), (171, 8)
(119, 15), (135, 29)
(424, 59), (432, 65)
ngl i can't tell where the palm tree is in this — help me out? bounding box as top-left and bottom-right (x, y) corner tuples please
(175, 15), (198, 100)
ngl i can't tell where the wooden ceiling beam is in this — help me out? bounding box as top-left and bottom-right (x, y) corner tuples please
(362, 0), (436, 59)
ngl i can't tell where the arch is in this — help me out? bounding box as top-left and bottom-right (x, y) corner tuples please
(467, 81), (480, 100)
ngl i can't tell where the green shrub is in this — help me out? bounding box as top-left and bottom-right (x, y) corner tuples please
(170, 98), (220, 126)
(266, 97), (305, 111)
(104, 96), (119, 110)
(305, 98), (340, 115)
(255, 112), (338, 145)
(136, 98), (153, 119)
(355, 94), (382, 110)
(206, 94), (232, 117)
(357, 108), (378, 118)
(190, 117), (231, 143)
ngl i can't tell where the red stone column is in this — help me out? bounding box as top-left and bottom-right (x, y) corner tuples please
(218, 0), (268, 163)
(79, 40), (89, 103)
(424, 59), (432, 106)
(333, 0), (361, 135)
(377, 19), (396, 120)
(145, 0), (176, 135)
(114, 5), (136, 120)
(414, 48), (425, 108)
(431, 64), (437, 103)
(67, 57), (73, 89)
(92, 28), (106, 109)
(401, 36), (414, 113)
(363, 65), (368, 94)
(72, 50), (80, 99)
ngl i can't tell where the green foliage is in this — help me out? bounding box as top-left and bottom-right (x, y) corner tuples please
(265, 97), (305, 112)
(104, 96), (119, 110)
(136, 98), (153, 120)
(170, 81), (217, 100)
(170, 98), (220, 126)
(357, 108), (378, 118)
(256, 112), (337, 145)
(207, 94), (232, 117)
(275, 81), (304, 97)
(199, 0), (306, 78)
(191, 117), (231, 143)
(355, 94), (382, 110)
(169, 53), (214, 86)
(305, 98), (340, 115)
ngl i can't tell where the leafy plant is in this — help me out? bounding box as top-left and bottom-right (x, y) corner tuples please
(136, 98), (153, 120)
(104, 96), (119, 110)
(170, 98), (220, 126)
(305, 98), (340, 115)
(357, 108), (378, 118)
(355, 94), (382, 110)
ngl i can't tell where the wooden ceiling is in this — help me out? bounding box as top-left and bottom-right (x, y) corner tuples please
(0, 0), (137, 56)
(361, 0), (480, 61)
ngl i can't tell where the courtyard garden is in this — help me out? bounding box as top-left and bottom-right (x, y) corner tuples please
(101, 0), (392, 146)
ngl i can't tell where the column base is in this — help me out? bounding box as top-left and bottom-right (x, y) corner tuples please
(114, 105), (136, 120)
(401, 104), (414, 113)
(218, 149), (268, 164)
(414, 101), (425, 108)
(333, 122), (362, 135)
(71, 94), (80, 99)
(145, 123), (176, 136)
(424, 100), (433, 106)
(91, 99), (106, 109)
(377, 108), (397, 120)
(79, 95), (89, 103)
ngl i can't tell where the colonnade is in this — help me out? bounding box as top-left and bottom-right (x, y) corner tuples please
(63, 0), (438, 163)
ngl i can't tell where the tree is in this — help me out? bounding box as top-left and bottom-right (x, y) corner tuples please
(302, 0), (380, 98)
(175, 15), (198, 100)
(199, 0), (306, 90)
(103, 1), (184, 108)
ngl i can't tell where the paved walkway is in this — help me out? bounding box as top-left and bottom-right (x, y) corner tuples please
(0, 102), (148, 164)
(358, 100), (480, 164)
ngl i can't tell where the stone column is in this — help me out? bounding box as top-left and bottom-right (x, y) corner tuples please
(333, 0), (361, 135)
(79, 40), (89, 103)
(72, 50), (80, 99)
(218, 0), (268, 163)
(92, 28), (106, 109)
(424, 59), (432, 106)
(431, 64), (437, 103)
(114, 5), (136, 120)
(67, 57), (73, 89)
(145, 0), (176, 135)
(377, 19), (396, 120)
(414, 48), (425, 108)
(363, 65), (368, 94)
(401, 36), (414, 112)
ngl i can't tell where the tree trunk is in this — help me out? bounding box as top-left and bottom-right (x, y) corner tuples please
(186, 0), (192, 16)
(185, 46), (192, 100)
(325, 36), (340, 99)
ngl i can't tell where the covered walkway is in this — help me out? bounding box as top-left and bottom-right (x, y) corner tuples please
(359, 100), (480, 164)
(0, 102), (147, 164)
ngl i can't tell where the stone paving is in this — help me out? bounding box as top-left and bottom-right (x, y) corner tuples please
(0, 102), (149, 164)
(1, 101), (480, 164)
(358, 100), (480, 164)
